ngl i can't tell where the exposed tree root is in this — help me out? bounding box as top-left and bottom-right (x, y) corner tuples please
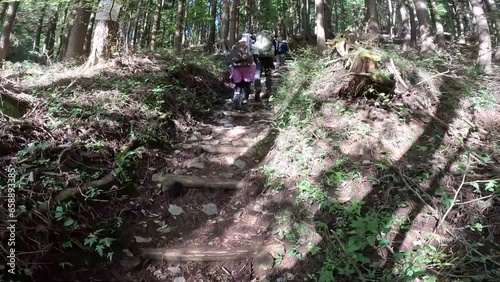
(151, 173), (247, 191)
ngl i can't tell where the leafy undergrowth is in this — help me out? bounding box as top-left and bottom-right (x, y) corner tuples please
(0, 53), (231, 281)
(261, 47), (500, 281)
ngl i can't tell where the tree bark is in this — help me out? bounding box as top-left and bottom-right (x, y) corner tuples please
(365, 0), (380, 34)
(0, 2), (8, 25)
(484, 0), (500, 61)
(412, 0), (435, 54)
(316, 0), (326, 51)
(408, 1), (417, 46)
(87, 20), (110, 65)
(469, 0), (493, 73)
(429, 0), (446, 49)
(150, 0), (164, 51)
(33, 6), (47, 52)
(207, 0), (217, 52)
(324, 0), (333, 38)
(65, 1), (92, 59)
(174, 0), (186, 53)
(0, 1), (20, 67)
(229, 0), (240, 46)
(246, 0), (253, 33)
(59, 5), (77, 60)
(84, 12), (95, 56)
(302, 0), (310, 40)
(399, 0), (412, 51)
(44, 7), (59, 57)
(220, 0), (230, 52)
(388, 0), (395, 38)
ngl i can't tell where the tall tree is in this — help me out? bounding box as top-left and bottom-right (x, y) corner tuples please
(174, 0), (187, 53)
(246, 0), (253, 33)
(66, 1), (92, 59)
(150, 0), (164, 51)
(412, 0), (435, 54)
(207, 0), (217, 52)
(0, 1), (20, 67)
(34, 6), (47, 52)
(84, 12), (95, 55)
(45, 6), (59, 57)
(228, 0), (240, 46)
(0, 2), (8, 25)
(87, 0), (121, 65)
(220, 0), (230, 51)
(302, 0), (310, 40)
(316, 0), (326, 51)
(469, 0), (493, 73)
(484, 0), (500, 61)
(365, 0), (379, 34)
(429, 0), (446, 49)
(399, 0), (412, 51)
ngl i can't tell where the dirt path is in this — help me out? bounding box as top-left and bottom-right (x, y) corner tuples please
(112, 69), (287, 282)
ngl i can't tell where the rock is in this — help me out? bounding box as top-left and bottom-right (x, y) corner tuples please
(234, 159), (247, 169)
(181, 144), (193, 149)
(201, 203), (218, 216)
(175, 150), (181, 154)
(187, 161), (205, 169)
(276, 277), (286, 282)
(210, 139), (220, 145)
(168, 204), (184, 216)
(255, 253), (274, 270)
(120, 256), (141, 270)
(233, 210), (243, 219)
(285, 273), (295, 280)
(122, 249), (134, 257)
(225, 156), (235, 165)
(173, 277), (186, 282)
(167, 266), (181, 275)
(134, 236), (152, 243)
(253, 204), (263, 213)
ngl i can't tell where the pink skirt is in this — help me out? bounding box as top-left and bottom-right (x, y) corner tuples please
(231, 64), (256, 84)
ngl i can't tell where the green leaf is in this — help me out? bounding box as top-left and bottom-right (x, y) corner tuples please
(367, 235), (376, 246)
(64, 218), (75, 227)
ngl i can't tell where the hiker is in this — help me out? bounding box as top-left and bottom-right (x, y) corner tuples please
(252, 30), (276, 101)
(276, 37), (289, 67)
(230, 33), (256, 110)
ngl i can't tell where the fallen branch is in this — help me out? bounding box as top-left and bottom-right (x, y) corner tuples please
(151, 173), (247, 191)
(415, 70), (451, 86)
(198, 144), (249, 154)
(388, 58), (408, 90)
(141, 244), (284, 262)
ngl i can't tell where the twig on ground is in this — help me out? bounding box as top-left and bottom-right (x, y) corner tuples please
(455, 195), (493, 205)
(435, 159), (470, 232)
(393, 167), (438, 215)
(415, 70), (451, 86)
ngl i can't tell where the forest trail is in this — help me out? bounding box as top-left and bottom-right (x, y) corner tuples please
(112, 66), (289, 282)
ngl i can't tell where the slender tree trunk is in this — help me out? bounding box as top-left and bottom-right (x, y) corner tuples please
(316, 0), (327, 50)
(220, 0), (230, 51)
(44, 7), (59, 57)
(429, 0), (446, 49)
(302, 0), (310, 40)
(207, 0), (217, 52)
(150, 0), (163, 51)
(399, 0), (412, 51)
(88, 20), (110, 65)
(484, 0), (500, 61)
(59, 6), (77, 60)
(334, 0), (338, 33)
(443, 0), (456, 38)
(340, 0), (345, 32)
(365, 0), (380, 34)
(229, 0), (240, 46)
(84, 12), (95, 56)
(469, 0), (493, 73)
(34, 6), (47, 52)
(0, 2), (8, 25)
(66, 1), (92, 59)
(408, 1), (417, 46)
(0, 1), (20, 67)
(412, 0), (435, 54)
(174, 0), (186, 53)
(324, 0), (333, 38)
(388, 0), (394, 38)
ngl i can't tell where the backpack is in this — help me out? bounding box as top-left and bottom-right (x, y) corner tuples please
(278, 41), (289, 53)
(253, 31), (274, 57)
(231, 41), (253, 66)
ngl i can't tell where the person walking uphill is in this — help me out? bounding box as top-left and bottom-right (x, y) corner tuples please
(252, 30), (276, 101)
(230, 33), (256, 110)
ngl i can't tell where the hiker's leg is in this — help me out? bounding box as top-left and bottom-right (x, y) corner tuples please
(243, 82), (251, 102)
(254, 58), (262, 101)
(264, 58), (273, 93)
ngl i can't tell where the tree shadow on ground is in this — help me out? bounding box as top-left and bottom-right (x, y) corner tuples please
(263, 73), (498, 281)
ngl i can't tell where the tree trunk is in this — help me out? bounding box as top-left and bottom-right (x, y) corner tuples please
(324, 0), (333, 38)
(229, 0), (240, 46)
(399, 0), (412, 51)
(150, 0), (163, 51)
(174, 0), (186, 53)
(87, 20), (110, 65)
(33, 6), (47, 52)
(469, 0), (493, 73)
(44, 7), (59, 57)
(484, 0), (500, 61)
(207, 0), (217, 52)
(66, 1), (92, 59)
(388, 0), (394, 38)
(408, 1), (417, 46)
(443, 0), (456, 38)
(302, 0), (310, 40)
(316, 0), (327, 51)
(340, 0), (345, 32)
(59, 6), (77, 60)
(365, 0), (379, 34)
(246, 0), (253, 33)
(84, 12), (95, 56)
(220, 0), (230, 52)
(0, 2), (8, 25)
(0, 1), (20, 67)
(429, 0), (446, 49)
(334, 0), (338, 33)
(412, 0), (435, 54)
